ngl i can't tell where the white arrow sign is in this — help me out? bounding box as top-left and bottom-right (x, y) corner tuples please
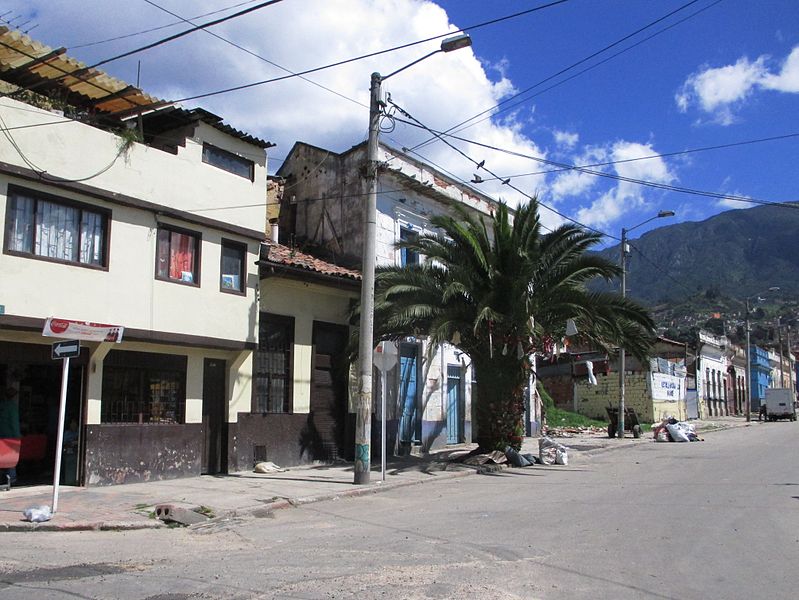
(52, 340), (81, 360)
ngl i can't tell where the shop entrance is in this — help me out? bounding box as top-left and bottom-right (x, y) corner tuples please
(0, 342), (85, 487)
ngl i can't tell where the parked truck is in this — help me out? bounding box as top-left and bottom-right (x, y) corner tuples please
(763, 388), (797, 421)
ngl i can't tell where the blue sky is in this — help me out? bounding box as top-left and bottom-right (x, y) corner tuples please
(5, 1), (798, 242)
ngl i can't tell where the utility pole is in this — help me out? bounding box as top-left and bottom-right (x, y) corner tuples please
(617, 228), (627, 438)
(745, 299), (752, 422)
(353, 34), (472, 485)
(778, 319), (785, 388)
(354, 71), (382, 485)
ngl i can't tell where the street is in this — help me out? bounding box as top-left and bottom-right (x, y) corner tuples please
(1, 422), (797, 600)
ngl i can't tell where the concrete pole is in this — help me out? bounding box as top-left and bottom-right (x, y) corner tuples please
(617, 228), (627, 438)
(354, 72), (382, 485)
(745, 299), (752, 422)
(777, 320), (785, 388)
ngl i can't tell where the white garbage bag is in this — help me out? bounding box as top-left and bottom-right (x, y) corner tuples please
(23, 505), (52, 523)
(539, 436), (570, 465)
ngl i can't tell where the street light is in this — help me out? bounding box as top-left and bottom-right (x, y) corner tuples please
(617, 210), (674, 438)
(355, 33), (472, 485)
(744, 286), (779, 421)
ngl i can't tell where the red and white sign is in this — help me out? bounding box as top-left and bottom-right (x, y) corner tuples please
(43, 317), (124, 343)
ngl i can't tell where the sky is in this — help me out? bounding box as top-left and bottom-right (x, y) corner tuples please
(4, 0), (799, 243)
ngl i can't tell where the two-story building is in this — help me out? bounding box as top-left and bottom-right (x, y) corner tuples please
(696, 330), (728, 417)
(749, 345), (771, 412)
(0, 28), (271, 485)
(274, 141), (504, 456)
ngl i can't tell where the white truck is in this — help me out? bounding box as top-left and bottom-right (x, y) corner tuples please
(764, 388), (797, 422)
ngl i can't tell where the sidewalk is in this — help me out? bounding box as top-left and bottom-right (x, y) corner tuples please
(0, 416), (751, 532)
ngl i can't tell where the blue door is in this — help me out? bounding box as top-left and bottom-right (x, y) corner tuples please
(399, 344), (420, 443)
(447, 365), (462, 444)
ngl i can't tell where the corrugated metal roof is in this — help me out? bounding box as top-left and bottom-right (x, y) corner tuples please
(0, 26), (166, 116)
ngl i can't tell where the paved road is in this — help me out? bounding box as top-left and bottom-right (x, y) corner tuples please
(1, 422), (797, 599)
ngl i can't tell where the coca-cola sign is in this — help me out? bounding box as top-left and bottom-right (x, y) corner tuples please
(43, 317), (124, 343)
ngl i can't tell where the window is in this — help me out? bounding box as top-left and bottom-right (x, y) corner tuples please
(253, 313), (294, 413)
(4, 186), (108, 267)
(101, 351), (186, 424)
(202, 143), (254, 180)
(399, 226), (419, 267)
(220, 239), (246, 294)
(156, 225), (201, 285)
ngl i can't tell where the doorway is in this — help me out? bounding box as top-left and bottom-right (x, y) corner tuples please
(309, 322), (351, 461)
(446, 364), (463, 444)
(202, 358), (227, 475)
(399, 343), (421, 445)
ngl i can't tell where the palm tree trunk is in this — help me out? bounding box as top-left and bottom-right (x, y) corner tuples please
(472, 354), (528, 451)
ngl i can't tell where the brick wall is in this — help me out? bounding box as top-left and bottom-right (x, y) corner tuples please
(575, 371), (655, 422)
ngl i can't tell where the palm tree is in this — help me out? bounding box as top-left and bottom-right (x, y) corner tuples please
(367, 198), (656, 451)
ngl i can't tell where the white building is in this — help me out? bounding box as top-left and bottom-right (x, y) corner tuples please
(275, 141), (520, 456)
(0, 29), (271, 485)
(696, 330), (729, 417)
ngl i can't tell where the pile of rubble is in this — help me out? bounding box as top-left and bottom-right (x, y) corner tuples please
(544, 425), (606, 438)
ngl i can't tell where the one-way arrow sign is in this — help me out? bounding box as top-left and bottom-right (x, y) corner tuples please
(52, 340), (81, 360)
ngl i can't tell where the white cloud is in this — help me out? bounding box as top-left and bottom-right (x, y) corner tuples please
(553, 129), (578, 149)
(676, 45), (799, 124)
(573, 141), (675, 229)
(5, 0), (553, 211)
(716, 191), (752, 210)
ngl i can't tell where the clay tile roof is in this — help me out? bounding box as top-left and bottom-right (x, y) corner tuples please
(261, 242), (361, 281)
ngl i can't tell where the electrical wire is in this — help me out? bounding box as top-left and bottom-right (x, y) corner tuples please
(387, 99), (617, 239)
(70, 0), (263, 49)
(142, 0), (367, 111)
(394, 116), (799, 210)
(477, 133), (799, 182)
(406, 0), (720, 156)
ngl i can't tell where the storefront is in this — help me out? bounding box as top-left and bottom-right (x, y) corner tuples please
(0, 340), (85, 487)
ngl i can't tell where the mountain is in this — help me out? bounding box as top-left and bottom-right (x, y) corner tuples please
(594, 201), (799, 306)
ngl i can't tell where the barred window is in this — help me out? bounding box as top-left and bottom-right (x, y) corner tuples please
(4, 185), (108, 267)
(253, 313), (293, 413)
(101, 351), (186, 424)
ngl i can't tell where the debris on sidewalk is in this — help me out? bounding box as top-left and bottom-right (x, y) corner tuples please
(503, 446), (540, 467)
(254, 461), (286, 473)
(155, 504), (211, 526)
(545, 425), (605, 437)
(462, 450), (507, 466)
(22, 504), (52, 523)
(539, 436), (570, 465)
(653, 418), (703, 442)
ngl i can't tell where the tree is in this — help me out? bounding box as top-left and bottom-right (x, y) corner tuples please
(363, 199), (656, 451)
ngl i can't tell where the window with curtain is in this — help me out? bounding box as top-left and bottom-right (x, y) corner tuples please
(156, 226), (200, 285)
(253, 313), (294, 413)
(4, 186), (107, 267)
(220, 239), (246, 294)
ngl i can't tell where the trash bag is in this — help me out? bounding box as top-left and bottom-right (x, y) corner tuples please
(504, 446), (532, 467)
(22, 505), (52, 523)
(539, 437), (569, 466)
(666, 422), (690, 442)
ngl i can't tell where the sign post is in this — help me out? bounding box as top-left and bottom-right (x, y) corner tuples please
(43, 318), (124, 514)
(50, 340), (80, 513)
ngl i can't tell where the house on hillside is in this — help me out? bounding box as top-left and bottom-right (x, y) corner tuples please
(537, 337), (689, 425)
(275, 141), (513, 453)
(0, 28), (272, 485)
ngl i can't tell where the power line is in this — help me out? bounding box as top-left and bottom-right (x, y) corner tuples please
(142, 0), (367, 111)
(387, 98), (614, 239)
(395, 117), (799, 210)
(77, 0), (571, 113)
(477, 133), (799, 182)
(406, 0), (719, 156)
(70, 0), (263, 49)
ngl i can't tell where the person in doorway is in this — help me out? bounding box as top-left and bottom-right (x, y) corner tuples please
(0, 386), (21, 483)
